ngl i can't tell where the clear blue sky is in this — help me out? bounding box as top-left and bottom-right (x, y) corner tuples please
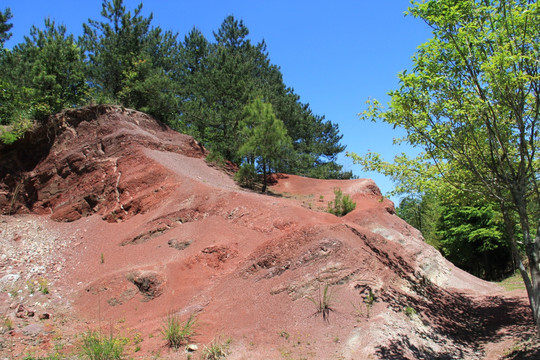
(2, 0), (432, 202)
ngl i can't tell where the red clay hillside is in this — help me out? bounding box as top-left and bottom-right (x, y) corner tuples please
(0, 105), (538, 359)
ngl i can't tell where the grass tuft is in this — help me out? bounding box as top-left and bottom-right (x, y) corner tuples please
(161, 312), (197, 350)
(307, 283), (334, 322)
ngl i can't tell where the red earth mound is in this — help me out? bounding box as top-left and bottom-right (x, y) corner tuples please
(0, 105), (538, 359)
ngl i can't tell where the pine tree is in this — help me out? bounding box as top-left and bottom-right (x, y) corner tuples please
(0, 8), (13, 48)
(239, 98), (293, 192)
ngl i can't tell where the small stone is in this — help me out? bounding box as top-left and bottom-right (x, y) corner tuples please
(186, 344), (198, 352)
(39, 313), (50, 320)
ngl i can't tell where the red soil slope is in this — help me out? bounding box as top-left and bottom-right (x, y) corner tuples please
(0, 105), (537, 359)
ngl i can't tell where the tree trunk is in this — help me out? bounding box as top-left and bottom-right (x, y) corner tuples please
(500, 201), (540, 336)
(261, 160), (267, 193)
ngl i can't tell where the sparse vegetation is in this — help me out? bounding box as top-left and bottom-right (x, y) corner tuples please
(8, 286), (19, 298)
(201, 336), (231, 359)
(404, 306), (417, 318)
(22, 353), (63, 360)
(161, 312), (196, 350)
(80, 329), (126, 360)
(27, 279), (36, 294)
(2, 315), (13, 332)
(38, 277), (49, 294)
(327, 188), (356, 216)
(307, 284), (334, 322)
(352, 289), (376, 319)
(279, 330), (290, 340)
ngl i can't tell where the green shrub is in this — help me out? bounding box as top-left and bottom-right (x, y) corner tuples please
(161, 313), (196, 350)
(0, 114), (32, 145)
(328, 188), (356, 216)
(404, 306), (417, 318)
(234, 163), (258, 189)
(80, 330), (125, 360)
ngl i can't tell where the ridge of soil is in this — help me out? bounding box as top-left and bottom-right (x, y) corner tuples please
(0, 105), (538, 359)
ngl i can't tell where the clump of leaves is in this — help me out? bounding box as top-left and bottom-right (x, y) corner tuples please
(161, 313), (197, 350)
(307, 284), (334, 322)
(202, 336), (231, 360)
(80, 329), (125, 360)
(328, 188), (356, 216)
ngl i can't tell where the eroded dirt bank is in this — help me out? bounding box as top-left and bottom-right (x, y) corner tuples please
(1, 105), (538, 359)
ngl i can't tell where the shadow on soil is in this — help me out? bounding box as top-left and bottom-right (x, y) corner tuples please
(345, 226), (539, 359)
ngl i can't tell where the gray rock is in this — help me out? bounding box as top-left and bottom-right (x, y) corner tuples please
(22, 323), (44, 337)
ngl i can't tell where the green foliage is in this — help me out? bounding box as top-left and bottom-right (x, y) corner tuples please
(177, 15), (348, 178)
(307, 283), (334, 322)
(161, 313), (196, 350)
(80, 0), (180, 125)
(396, 188), (514, 280)
(0, 113), (32, 144)
(81, 0), (152, 100)
(396, 192), (441, 249)
(0, 18), (88, 122)
(438, 203), (512, 280)
(327, 188), (356, 216)
(80, 330), (125, 360)
(234, 163), (258, 189)
(404, 306), (417, 318)
(0, 8), (13, 47)
(205, 150), (227, 168)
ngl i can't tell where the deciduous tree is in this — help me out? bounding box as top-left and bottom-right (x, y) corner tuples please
(350, 0), (540, 333)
